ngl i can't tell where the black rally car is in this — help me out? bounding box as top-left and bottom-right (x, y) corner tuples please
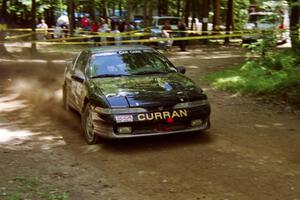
(62, 45), (211, 144)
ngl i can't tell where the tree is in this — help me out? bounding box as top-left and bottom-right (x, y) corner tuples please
(176, 0), (181, 16)
(225, 0), (233, 44)
(119, 0), (123, 16)
(183, 0), (190, 25)
(0, 22), (9, 57)
(31, 0), (38, 54)
(143, 0), (153, 28)
(202, 0), (210, 37)
(1, 0), (8, 20)
(213, 0), (221, 33)
(290, 0), (300, 50)
(125, 0), (135, 22)
(158, 0), (169, 15)
(67, 0), (75, 35)
(101, 0), (109, 19)
(0, 0), (8, 56)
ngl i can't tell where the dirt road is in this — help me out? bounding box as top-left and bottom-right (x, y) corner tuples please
(0, 46), (299, 200)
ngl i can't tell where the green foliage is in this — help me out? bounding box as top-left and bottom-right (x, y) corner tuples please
(6, 176), (69, 200)
(204, 50), (300, 106)
(234, 0), (250, 30)
(247, 30), (277, 59)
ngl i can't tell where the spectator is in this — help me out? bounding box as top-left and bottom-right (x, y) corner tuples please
(36, 19), (48, 40)
(37, 19), (48, 29)
(90, 21), (99, 32)
(111, 24), (121, 45)
(178, 20), (187, 51)
(53, 23), (63, 38)
(161, 21), (172, 50)
(81, 15), (90, 31)
(98, 18), (110, 46)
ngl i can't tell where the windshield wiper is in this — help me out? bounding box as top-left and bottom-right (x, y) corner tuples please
(132, 71), (167, 75)
(90, 74), (129, 79)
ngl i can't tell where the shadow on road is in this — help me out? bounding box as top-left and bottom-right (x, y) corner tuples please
(99, 132), (214, 154)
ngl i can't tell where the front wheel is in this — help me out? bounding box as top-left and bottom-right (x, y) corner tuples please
(82, 103), (99, 145)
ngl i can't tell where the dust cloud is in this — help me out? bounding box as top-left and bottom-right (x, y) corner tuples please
(7, 66), (81, 131)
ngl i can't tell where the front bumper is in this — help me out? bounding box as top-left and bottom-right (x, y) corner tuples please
(90, 106), (211, 139)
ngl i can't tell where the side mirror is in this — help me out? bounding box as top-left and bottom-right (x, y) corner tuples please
(71, 74), (85, 83)
(176, 66), (186, 74)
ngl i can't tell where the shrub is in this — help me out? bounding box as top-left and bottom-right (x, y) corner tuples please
(204, 49), (300, 107)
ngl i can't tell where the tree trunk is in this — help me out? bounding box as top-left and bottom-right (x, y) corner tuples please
(202, 0), (209, 33)
(158, 0), (162, 16)
(31, 0), (38, 55)
(112, 1), (115, 16)
(158, 0), (169, 16)
(119, 0), (122, 16)
(290, 0), (300, 51)
(177, 0), (181, 17)
(125, 0), (134, 22)
(225, 0), (233, 44)
(184, 0), (190, 26)
(213, 0), (221, 33)
(0, 25), (10, 57)
(102, 0), (108, 19)
(143, 0), (153, 28)
(49, 2), (56, 27)
(67, 0), (75, 35)
(88, 0), (96, 20)
(1, 0), (8, 20)
(0, 0), (8, 55)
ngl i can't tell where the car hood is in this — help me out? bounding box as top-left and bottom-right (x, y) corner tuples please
(91, 73), (205, 108)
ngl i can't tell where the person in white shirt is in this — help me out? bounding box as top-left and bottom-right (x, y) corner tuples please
(36, 19), (48, 40)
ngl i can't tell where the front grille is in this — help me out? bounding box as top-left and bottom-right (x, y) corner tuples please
(132, 121), (189, 134)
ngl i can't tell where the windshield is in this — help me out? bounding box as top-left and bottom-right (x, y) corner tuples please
(89, 50), (176, 78)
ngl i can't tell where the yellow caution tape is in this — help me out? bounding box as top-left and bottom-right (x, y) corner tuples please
(5, 32), (33, 39)
(4, 30), (296, 44)
(45, 32), (151, 42)
(5, 28), (58, 32)
(33, 32), (260, 45)
(0, 24), (7, 31)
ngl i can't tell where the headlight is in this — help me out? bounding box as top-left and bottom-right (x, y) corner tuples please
(95, 107), (147, 114)
(173, 100), (209, 109)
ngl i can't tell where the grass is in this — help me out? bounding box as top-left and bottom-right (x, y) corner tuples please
(5, 176), (68, 200)
(204, 49), (300, 108)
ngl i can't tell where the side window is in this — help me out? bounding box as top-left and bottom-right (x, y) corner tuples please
(74, 51), (89, 73)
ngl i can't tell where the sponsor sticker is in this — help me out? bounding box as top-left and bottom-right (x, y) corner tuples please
(115, 115), (133, 123)
(137, 109), (188, 121)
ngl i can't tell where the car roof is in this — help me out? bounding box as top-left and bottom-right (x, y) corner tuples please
(88, 45), (154, 54)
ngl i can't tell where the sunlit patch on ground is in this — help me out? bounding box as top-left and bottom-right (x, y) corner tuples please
(214, 76), (245, 85)
(0, 124), (67, 150)
(0, 78), (71, 150)
(0, 128), (33, 144)
(0, 94), (27, 112)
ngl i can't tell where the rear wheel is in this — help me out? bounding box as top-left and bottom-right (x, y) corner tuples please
(82, 103), (99, 144)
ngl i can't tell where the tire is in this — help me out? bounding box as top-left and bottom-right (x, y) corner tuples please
(62, 84), (70, 111)
(82, 103), (99, 145)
